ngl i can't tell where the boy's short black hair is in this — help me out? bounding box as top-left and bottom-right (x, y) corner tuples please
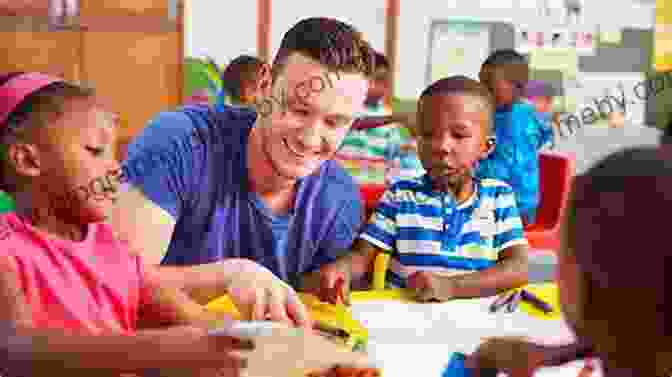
(221, 55), (267, 100)
(482, 49), (528, 67)
(418, 75), (495, 134)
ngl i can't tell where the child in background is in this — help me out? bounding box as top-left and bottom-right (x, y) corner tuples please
(215, 55), (271, 110)
(524, 80), (557, 149)
(317, 76), (528, 303)
(477, 49), (554, 225)
(0, 190), (13, 213)
(0, 72), (367, 377)
(467, 147), (672, 377)
(335, 51), (424, 185)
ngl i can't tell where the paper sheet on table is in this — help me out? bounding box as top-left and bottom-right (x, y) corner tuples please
(351, 297), (577, 377)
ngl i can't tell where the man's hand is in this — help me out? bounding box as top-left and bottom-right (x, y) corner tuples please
(464, 337), (546, 377)
(223, 259), (312, 329)
(301, 259), (352, 306)
(407, 271), (455, 302)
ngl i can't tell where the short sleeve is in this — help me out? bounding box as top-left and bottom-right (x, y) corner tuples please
(492, 184), (528, 253)
(311, 195), (364, 268)
(122, 110), (205, 219)
(527, 111), (554, 150)
(359, 186), (400, 252)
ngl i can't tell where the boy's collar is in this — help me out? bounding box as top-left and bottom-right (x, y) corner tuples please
(421, 173), (480, 206)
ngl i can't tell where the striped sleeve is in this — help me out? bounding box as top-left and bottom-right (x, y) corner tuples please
(493, 184), (528, 253)
(360, 186), (400, 252)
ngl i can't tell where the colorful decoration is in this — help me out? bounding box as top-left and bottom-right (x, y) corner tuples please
(183, 56), (223, 105)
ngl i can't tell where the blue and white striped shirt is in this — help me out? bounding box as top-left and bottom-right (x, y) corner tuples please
(360, 175), (528, 287)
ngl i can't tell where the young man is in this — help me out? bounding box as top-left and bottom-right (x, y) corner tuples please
(110, 17), (375, 323)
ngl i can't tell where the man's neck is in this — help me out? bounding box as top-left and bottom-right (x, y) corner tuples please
(246, 126), (296, 196)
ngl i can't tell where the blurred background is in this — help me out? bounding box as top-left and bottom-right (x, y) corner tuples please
(0, 0), (661, 170)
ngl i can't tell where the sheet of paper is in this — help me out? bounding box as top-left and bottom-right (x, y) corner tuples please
(352, 298), (578, 377)
(529, 49), (579, 75)
(429, 22), (489, 85)
(599, 26), (622, 44)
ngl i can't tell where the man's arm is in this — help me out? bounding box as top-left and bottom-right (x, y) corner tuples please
(137, 262), (233, 330)
(108, 186), (176, 265)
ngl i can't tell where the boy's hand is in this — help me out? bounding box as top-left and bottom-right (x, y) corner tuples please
(407, 271), (455, 302)
(464, 337), (546, 377)
(302, 259), (352, 306)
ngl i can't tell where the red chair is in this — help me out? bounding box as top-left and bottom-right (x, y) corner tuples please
(359, 184), (386, 221)
(524, 151), (576, 251)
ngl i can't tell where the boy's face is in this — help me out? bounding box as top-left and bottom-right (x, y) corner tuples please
(479, 64), (527, 106)
(38, 100), (120, 223)
(416, 93), (491, 193)
(257, 53), (368, 181)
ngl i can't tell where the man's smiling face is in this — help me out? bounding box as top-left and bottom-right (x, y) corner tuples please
(257, 53), (369, 181)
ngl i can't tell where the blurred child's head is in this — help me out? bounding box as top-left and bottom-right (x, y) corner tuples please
(559, 148), (672, 374)
(221, 55), (271, 106)
(0, 72), (119, 225)
(524, 81), (555, 114)
(479, 49), (529, 107)
(416, 76), (495, 196)
(366, 51), (390, 106)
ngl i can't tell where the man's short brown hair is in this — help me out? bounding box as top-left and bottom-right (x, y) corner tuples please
(271, 17), (376, 80)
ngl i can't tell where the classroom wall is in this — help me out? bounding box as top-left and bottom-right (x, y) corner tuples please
(184, 0), (257, 66)
(395, 0), (655, 99)
(270, 0), (387, 58)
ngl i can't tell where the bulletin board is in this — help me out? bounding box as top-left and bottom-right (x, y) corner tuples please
(425, 21), (491, 86)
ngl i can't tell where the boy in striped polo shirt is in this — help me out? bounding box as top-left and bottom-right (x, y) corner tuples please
(319, 76), (529, 303)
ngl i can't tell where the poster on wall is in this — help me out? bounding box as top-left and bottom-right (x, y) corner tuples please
(427, 21), (490, 85)
(570, 29), (595, 55)
(657, 0), (672, 71)
(515, 26), (545, 53)
(516, 26), (595, 55)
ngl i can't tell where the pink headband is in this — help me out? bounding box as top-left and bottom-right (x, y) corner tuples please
(0, 73), (65, 127)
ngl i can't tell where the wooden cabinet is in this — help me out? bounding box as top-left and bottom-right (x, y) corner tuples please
(0, 31), (82, 81)
(0, 1), (183, 158)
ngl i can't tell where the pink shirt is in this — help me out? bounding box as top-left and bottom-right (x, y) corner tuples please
(0, 213), (149, 335)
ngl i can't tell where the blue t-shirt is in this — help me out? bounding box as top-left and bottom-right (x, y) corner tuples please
(123, 104), (363, 285)
(475, 102), (553, 224)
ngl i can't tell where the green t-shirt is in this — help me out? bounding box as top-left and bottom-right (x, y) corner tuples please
(0, 191), (15, 213)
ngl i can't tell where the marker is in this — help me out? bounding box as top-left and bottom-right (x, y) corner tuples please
(521, 289), (554, 314)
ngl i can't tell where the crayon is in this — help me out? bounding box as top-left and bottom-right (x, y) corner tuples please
(521, 289), (554, 313)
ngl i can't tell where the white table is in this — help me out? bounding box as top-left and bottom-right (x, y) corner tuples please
(351, 298), (603, 377)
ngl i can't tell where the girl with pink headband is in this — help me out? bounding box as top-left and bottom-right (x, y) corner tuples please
(0, 72), (374, 377)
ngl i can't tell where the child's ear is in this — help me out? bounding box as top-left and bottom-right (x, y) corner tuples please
(7, 142), (42, 179)
(480, 136), (496, 159)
